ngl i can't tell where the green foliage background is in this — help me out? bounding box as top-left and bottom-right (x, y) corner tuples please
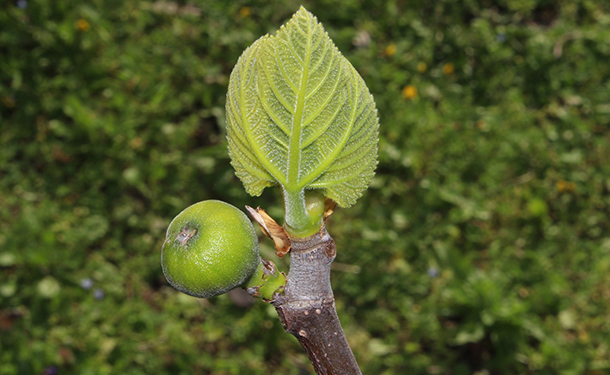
(1, 0), (609, 374)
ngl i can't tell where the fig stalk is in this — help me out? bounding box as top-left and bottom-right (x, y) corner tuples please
(244, 259), (286, 301)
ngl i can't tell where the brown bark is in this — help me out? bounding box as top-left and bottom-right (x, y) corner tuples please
(272, 229), (362, 375)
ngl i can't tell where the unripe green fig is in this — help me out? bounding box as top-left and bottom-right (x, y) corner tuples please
(161, 200), (260, 298)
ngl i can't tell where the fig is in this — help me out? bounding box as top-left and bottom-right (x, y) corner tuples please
(161, 200), (260, 298)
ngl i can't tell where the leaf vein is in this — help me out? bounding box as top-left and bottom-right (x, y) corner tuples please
(276, 37), (305, 68)
(301, 90), (347, 149)
(305, 46), (337, 101)
(296, 62), (359, 189)
(237, 44), (287, 186)
(303, 61), (344, 128)
(309, 159), (374, 188)
(262, 54), (296, 116)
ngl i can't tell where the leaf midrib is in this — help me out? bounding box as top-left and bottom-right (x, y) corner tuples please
(286, 23), (312, 189)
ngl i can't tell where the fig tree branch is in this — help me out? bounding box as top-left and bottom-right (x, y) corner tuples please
(271, 229), (362, 375)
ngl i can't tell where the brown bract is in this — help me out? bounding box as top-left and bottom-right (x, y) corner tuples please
(246, 206), (291, 257)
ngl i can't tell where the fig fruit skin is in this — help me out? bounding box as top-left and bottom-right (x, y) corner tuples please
(161, 200), (260, 298)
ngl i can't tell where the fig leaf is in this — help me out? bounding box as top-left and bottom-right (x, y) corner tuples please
(226, 7), (379, 207)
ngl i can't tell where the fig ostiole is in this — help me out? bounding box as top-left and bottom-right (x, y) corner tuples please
(161, 200), (286, 300)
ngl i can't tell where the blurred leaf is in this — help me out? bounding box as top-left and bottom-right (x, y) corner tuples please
(36, 276), (61, 298)
(0, 253), (16, 267)
(454, 325), (485, 345)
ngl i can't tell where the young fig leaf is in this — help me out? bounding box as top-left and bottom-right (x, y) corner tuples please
(226, 7), (379, 208)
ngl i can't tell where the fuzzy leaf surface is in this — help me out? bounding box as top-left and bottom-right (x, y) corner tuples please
(226, 7), (379, 207)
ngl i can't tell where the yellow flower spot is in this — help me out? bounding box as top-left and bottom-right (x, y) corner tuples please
(239, 6), (251, 17)
(129, 137), (143, 150)
(578, 329), (589, 343)
(417, 62), (427, 73)
(384, 43), (397, 57)
(442, 63), (454, 75)
(556, 180), (576, 193)
(402, 85), (417, 100)
(476, 120), (489, 131)
(76, 19), (90, 32)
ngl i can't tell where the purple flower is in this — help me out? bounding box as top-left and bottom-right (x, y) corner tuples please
(496, 33), (506, 43)
(80, 278), (94, 290)
(427, 267), (439, 278)
(93, 288), (104, 300)
(42, 366), (58, 375)
(17, 0), (27, 9)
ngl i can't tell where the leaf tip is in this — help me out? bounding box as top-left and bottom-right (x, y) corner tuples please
(294, 5), (319, 24)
